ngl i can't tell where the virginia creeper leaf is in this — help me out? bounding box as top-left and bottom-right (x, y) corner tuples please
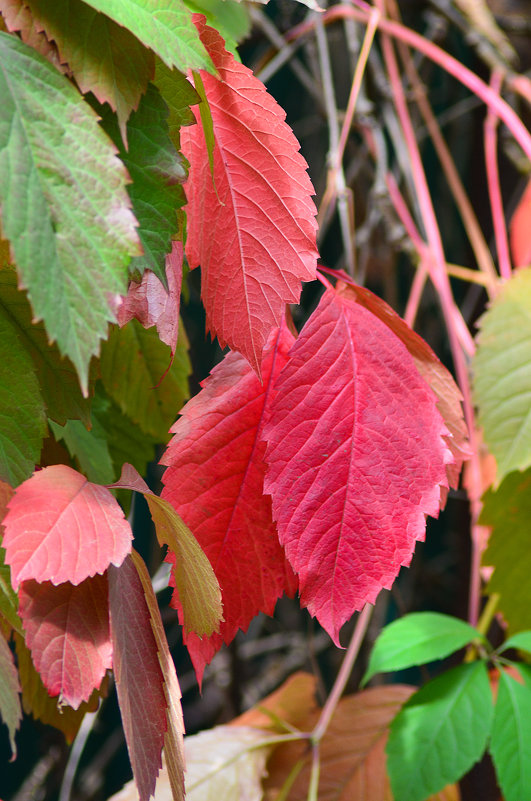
(0, 631), (21, 758)
(0, 312), (46, 486)
(100, 318), (190, 442)
(0, 267), (90, 426)
(11, 0), (155, 138)
(131, 549), (185, 801)
(264, 288), (452, 644)
(232, 671), (318, 732)
(0, 481), (23, 637)
(490, 667), (531, 801)
(14, 630), (102, 742)
(18, 574), (111, 708)
(154, 59), (199, 146)
(363, 612), (483, 685)
(336, 281), (469, 497)
(510, 176), (531, 268)
(161, 325), (297, 682)
(49, 417), (115, 485)
(499, 631), (531, 655)
(112, 241), (183, 355)
(0, 33), (141, 393)
(0, 0), (64, 68)
(80, 0), (213, 74)
(108, 553), (169, 801)
(109, 463), (222, 638)
(183, 0), (250, 57)
(473, 267), (531, 480)
(182, 16), (318, 374)
(100, 84), (186, 285)
(480, 467), (531, 632)
(3, 465), (132, 588)
(386, 662), (493, 801)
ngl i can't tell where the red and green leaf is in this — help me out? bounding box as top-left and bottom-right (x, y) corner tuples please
(182, 16), (318, 374)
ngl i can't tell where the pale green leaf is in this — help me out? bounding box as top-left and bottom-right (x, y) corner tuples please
(0, 313), (46, 485)
(49, 417), (115, 485)
(363, 612), (482, 685)
(100, 318), (190, 441)
(81, 0), (214, 73)
(473, 267), (531, 480)
(0, 632), (21, 758)
(387, 662), (493, 801)
(0, 33), (141, 393)
(490, 668), (531, 801)
(481, 468), (531, 632)
(499, 631), (531, 655)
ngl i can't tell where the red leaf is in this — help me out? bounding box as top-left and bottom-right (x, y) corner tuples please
(18, 574), (111, 708)
(182, 16), (318, 374)
(3, 465), (132, 589)
(263, 288), (453, 644)
(109, 554), (168, 801)
(161, 325), (297, 683)
(112, 241), (183, 354)
(510, 177), (531, 268)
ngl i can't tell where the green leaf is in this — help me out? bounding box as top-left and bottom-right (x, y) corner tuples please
(490, 668), (531, 801)
(49, 418), (115, 485)
(0, 267), (91, 426)
(386, 662), (493, 801)
(481, 468), (531, 633)
(100, 318), (190, 441)
(154, 59), (200, 148)
(0, 313), (46, 486)
(81, 0), (214, 73)
(0, 632), (21, 758)
(100, 83), (187, 285)
(499, 631), (531, 655)
(192, 71), (216, 178)
(183, 0), (250, 57)
(15, 0), (155, 137)
(363, 612), (483, 685)
(0, 33), (140, 393)
(473, 267), (531, 481)
(0, 566), (24, 638)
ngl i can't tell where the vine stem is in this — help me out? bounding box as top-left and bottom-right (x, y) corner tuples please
(312, 603), (373, 743)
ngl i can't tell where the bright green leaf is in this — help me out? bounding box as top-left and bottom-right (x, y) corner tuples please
(0, 267), (91, 426)
(0, 566), (23, 638)
(363, 612), (483, 685)
(16, 0), (155, 136)
(0, 33), (140, 393)
(100, 318), (190, 442)
(81, 0), (214, 73)
(481, 468), (531, 633)
(49, 417), (115, 485)
(490, 668), (531, 801)
(386, 661), (493, 801)
(183, 0), (250, 57)
(0, 632), (21, 758)
(473, 267), (531, 481)
(0, 313), (46, 486)
(499, 631), (531, 655)
(154, 59), (200, 148)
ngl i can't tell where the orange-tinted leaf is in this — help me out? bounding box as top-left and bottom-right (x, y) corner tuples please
(3, 465), (132, 588)
(18, 574), (111, 708)
(0, 0), (64, 69)
(231, 671), (318, 732)
(510, 177), (531, 268)
(182, 16), (317, 374)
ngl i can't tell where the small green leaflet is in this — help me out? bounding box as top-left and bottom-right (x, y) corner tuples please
(362, 612), (483, 684)
(490, 666), (531, 801)
(386, 661), (493, 801)
(80, 0), (214, 74)
(0, 33), (141, 394)
(0, 314), (46, 486)
(100, 319), (190, 442)
(499, 631), (531, 656)
(473, 267), (531, 481)
(481, 468), (531, 633)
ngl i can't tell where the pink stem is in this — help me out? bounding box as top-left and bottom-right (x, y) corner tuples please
(484, 70), (512, 280)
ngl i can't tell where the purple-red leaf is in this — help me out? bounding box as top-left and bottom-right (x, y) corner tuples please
(3, 465), (132, 588)
(108, 553), (168, 801)
(182, 16), (318, 374)
(161, 325), (297, 683)
(18, 574), (111, 708)
(264, 288), (453, 644)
